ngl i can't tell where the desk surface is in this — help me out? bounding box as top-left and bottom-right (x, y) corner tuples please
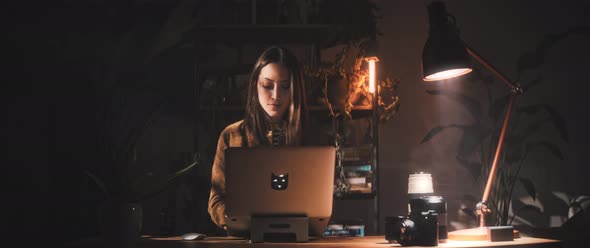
(137, 235), (560, 248)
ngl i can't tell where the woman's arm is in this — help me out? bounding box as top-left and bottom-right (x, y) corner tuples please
(208, 133), (228, 228)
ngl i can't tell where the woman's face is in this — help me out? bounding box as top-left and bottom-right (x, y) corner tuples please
(257, 63), (291, 122)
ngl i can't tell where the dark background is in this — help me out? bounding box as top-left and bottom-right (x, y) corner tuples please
(7, 0), (590, 246)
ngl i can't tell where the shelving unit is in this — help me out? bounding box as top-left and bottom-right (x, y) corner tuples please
(188, 1), (381, 235)
(328, 99), (380, 234)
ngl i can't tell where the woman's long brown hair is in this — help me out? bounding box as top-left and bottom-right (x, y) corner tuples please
(244, 46), (307, 146)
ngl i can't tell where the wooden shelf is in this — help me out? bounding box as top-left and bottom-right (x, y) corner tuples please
(200, 105), (245, 111)
(200, 105), (373, 113)
(335, 191), (377, 200)
(188, 24), (334, 46)
(200, 64), (253, 76)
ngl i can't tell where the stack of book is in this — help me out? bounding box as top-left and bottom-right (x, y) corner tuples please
(340, 145), (373, 194)
(323, 224), (366, 237)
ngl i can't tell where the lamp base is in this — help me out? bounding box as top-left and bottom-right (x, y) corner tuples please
(448, 226), (520, 241)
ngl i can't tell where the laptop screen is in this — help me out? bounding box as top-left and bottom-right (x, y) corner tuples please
(224, 146), (336, 237)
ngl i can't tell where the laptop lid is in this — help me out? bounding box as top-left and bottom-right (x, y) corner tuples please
(224, 146), (336, 237)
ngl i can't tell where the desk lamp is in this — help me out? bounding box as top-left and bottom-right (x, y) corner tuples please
(421, 1), (522, 241)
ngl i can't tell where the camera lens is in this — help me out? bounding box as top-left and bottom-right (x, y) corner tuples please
(385, 216), (417, 246)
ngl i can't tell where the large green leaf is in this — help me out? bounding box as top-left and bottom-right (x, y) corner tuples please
(488, 94), (511, 121)
(456, 155), (484, 181)
(524, 141), (565, 161)
(517, 26), (590, 77)
(573, 196), (590, 205)
(517, 32), (568, 76)
(517, 50), (547, 77)
(457, 125), (491, 159)
(517, 104), (549, 115)
(505, 119), (546, 146)
(420, 125), (448, 144)
(145, 0), (199, 63)
(552, 191), (572, 207)
(131, 159), (198, 202)
(520, 77), (543, 92)
(506, 145), (523, 164)
(519, 177), (537, 201)
(510, 204), (542, 225)
(119, 100), (165, 164)
(517, 104), (568, 143)
(426, 89), (482, 122)
(84, 170), (111, 199)
(544, 107), (569, 143)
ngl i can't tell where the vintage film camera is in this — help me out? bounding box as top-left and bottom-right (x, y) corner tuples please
(385, 196), (447, 246)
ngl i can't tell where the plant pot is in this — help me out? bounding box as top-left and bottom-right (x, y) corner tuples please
(98, 201), (143, 248)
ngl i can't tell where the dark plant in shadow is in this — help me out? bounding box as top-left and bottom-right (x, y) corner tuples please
(44, 1), (211, 240)
(419, 26), (590, 226)
(46, 2), (206, 241)
(70, 0), (205, 206)
(316, 0), (382, 46)
(83, 91), (198, 204)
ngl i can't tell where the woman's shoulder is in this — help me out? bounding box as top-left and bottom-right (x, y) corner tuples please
(220, 120), (244, 138)
(221, 120), (244, 134)
(218, 120), (246, 146)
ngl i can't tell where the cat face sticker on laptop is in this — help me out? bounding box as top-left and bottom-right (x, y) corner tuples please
(271, 173), (288, 190)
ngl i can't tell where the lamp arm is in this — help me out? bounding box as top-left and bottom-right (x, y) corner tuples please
(463, 43), (523, 227)
(464, 44), (524, 94)
(477, 93), (517, 227)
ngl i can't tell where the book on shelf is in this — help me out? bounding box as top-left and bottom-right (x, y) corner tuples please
(340, 145), (372, 162)
(342, 163), (372, 178)
(345, 170), (372, 178)
(342, 164), (372, 171)
(350, 188), (372, 194)
(346, 177), (366, 185)
(346, 177), (373, 194)
(349, 182), (373, 194)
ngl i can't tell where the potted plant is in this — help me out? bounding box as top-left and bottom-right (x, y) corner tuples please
(419, 30), (574, 227)
(82, 89), (198, 246)
(85, 159), (196, 247)
(305, 39), (400, 197)
(48, 2), (205, 246)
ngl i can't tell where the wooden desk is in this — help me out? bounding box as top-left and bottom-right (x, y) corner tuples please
(133, 235), (561, 248)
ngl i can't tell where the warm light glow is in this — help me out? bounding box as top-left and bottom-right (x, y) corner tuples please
(369, 60), (375, 93)
(424, 68), (472, 81)
(366, 57), (379, 94)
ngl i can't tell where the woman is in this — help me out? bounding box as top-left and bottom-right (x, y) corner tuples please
(208, 46), (308, 230)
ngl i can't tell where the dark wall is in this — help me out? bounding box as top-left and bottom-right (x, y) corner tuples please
(16, 0), (590, 245)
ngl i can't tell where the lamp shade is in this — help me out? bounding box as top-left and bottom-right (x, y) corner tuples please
(421, 1), (472, 81)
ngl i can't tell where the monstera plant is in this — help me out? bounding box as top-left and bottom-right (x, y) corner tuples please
(419, 28), (589, 226)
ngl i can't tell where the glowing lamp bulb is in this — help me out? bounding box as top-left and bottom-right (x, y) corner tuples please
(423, 68), (472, 81)
(365, 56), (379, 94)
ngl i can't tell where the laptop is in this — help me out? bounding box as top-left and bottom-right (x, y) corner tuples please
(224, 146), (336, 238)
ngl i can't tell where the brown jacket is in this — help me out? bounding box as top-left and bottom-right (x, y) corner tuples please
(208, 120), (263, 228)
